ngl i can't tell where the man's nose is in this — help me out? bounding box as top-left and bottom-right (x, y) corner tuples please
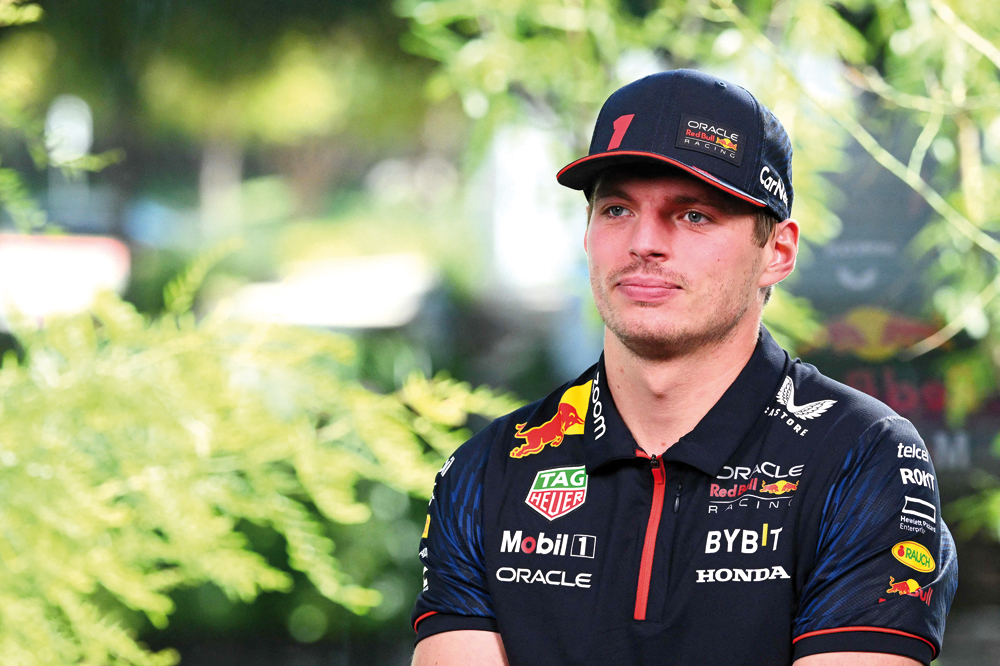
(628, 212), (671, 261)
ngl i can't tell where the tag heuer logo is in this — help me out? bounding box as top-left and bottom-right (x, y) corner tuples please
(525, 466), (588, 520)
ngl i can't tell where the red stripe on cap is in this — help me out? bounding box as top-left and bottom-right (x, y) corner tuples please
(792, 626), (936, 657)
(413, 611), (438, 632)
(556, 151), (767, 209)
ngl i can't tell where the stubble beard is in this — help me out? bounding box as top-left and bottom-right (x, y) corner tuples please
(592, 259), (762, 361)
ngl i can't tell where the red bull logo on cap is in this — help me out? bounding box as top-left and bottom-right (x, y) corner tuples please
(716, 136), (738, 152)
(511, 381), (591, 459)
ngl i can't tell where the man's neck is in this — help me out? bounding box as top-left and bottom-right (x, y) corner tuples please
(603, 318), (761, 457)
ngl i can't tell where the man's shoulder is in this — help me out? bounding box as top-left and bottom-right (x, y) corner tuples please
(783, 359), (920, 449)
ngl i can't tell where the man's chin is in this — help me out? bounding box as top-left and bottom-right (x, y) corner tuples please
(603, 312), (748, 360)
(606, 323), (699, 360)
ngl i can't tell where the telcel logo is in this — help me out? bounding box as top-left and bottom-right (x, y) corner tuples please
(892, 540), (935, 573)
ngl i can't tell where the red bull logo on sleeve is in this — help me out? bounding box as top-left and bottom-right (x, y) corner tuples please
(525, 465), (588, 520)
(510, 381), (591, 459)
(885, 577), (933, 605)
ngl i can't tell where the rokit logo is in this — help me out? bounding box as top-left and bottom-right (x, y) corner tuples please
(696, 566), (791, 583)
(704, 524), (783, 554)
(501, 531), (597, 558)
(765, 376), (837, 437)
(900, 467), (935, 490)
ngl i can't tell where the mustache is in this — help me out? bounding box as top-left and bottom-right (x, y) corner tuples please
(606, 262), (689, 290)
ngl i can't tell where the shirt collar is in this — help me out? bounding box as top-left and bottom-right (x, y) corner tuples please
(582, 326), (790, 476)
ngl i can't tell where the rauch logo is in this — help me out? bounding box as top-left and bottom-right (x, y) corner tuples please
(525, 466), (588, 520)
(892, 540), (935, 573)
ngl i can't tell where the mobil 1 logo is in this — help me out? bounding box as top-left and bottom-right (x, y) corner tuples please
(502, 530), (597, 558)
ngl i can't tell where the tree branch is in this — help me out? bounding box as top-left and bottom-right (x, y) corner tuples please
(902, 273), (1000, 359)
(845, 67), (1000, 113)
(908, 111), (943, 175)
(929, 0), (1000, 72)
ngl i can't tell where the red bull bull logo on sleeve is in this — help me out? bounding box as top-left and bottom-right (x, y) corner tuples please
(885, 576), (933, 605)
(525, 466), (588, 520)
(510, 381), (591, 459)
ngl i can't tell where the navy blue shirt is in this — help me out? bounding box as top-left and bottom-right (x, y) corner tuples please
(412, 328), (957, 665)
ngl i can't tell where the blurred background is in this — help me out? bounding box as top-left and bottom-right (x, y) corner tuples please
(0, 0), (998, 664)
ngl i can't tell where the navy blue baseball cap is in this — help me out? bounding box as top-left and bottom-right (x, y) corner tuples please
(557, 69), (793, 221)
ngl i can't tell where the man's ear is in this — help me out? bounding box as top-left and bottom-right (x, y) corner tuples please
(583, 204), (592, 253)
(759, 219), (799, 289)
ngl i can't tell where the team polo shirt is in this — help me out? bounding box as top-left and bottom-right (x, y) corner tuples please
(411, 327), (957, 665)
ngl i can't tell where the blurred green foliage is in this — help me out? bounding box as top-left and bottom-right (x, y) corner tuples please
(0, 248), (517, 664)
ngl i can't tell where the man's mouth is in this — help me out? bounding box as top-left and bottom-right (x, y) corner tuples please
(616, 276), (682, 301)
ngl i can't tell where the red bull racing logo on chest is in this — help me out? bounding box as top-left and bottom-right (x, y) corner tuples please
(510, 381), (591, 459)
(525, 465), (588, 520)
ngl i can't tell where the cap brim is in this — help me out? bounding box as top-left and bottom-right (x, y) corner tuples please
(556, 151), (767, 209)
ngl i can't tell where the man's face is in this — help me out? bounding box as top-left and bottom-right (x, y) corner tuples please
(584, 166), (770, 360)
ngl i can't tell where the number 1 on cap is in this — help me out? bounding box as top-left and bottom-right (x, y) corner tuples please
(608, 114), (635, 150)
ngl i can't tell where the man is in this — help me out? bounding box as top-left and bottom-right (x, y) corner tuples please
(410, 70), (956, 666)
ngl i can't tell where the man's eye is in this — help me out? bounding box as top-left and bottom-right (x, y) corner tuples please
(606, 205), (628, 217)
(684, 211), (706, 224)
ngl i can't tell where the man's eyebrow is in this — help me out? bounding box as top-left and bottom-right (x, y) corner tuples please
(592, 186), (636, 203)
(667, 193), (743, 215)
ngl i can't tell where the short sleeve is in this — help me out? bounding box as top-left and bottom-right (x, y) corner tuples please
(793, 416), (958, 665)
(411, 424), (500, 642)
